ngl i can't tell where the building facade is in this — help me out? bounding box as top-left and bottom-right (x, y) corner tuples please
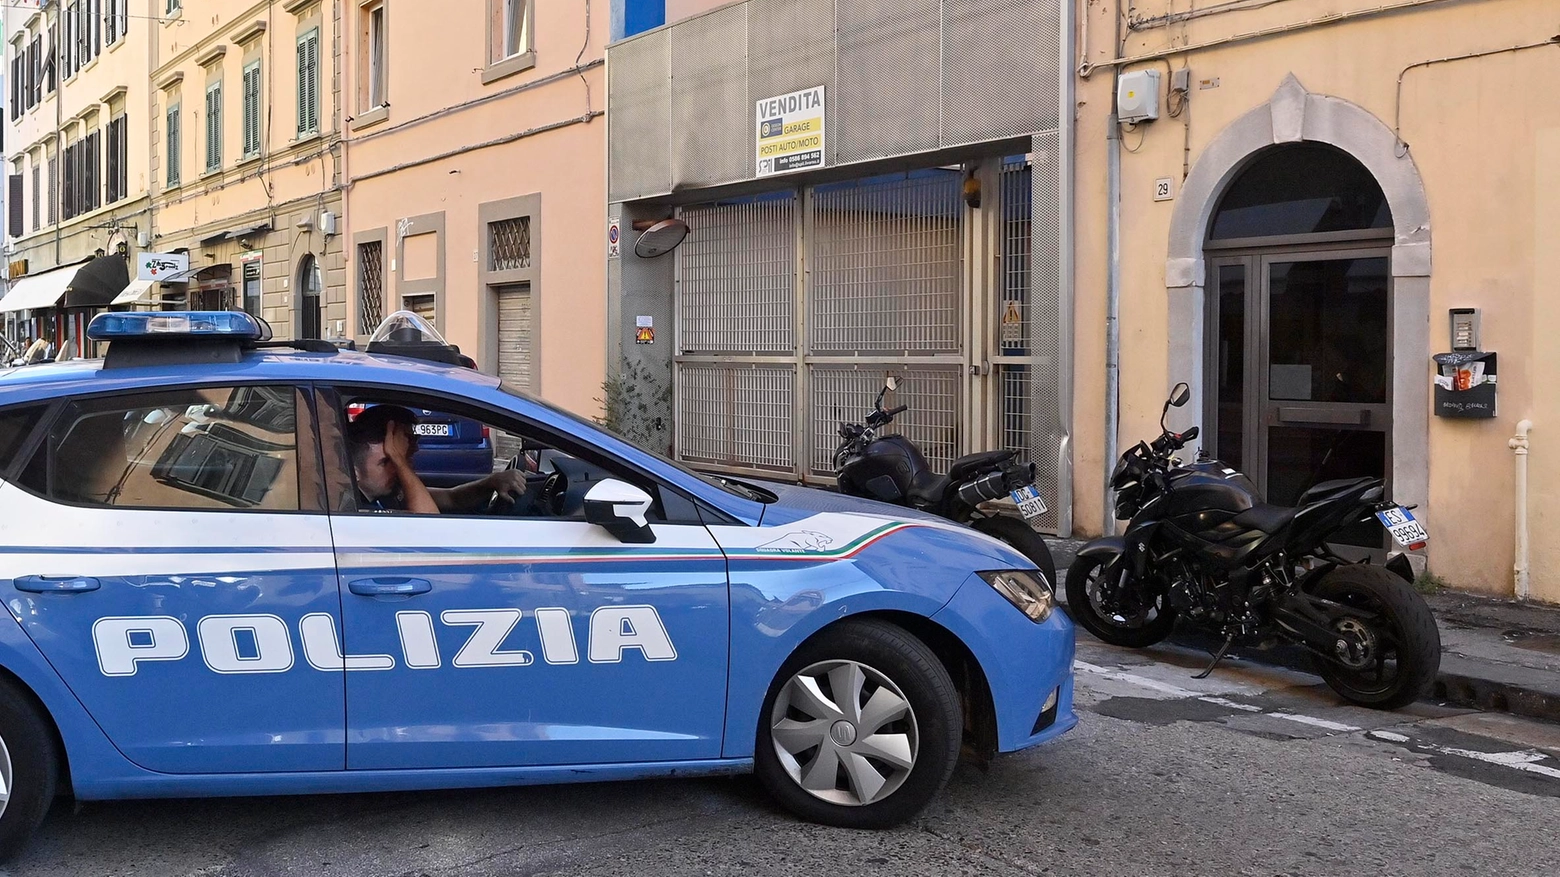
(3, 0), (153, 350)
(340, 0), (608, 413)
(1074, 0), (1560, 601)
(606, 0), (1074, 534)
(147, 0), (344, 339)
(1, 0), (344, 348)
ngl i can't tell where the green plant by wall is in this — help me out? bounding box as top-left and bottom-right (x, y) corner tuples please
(596, 355), (672, 453)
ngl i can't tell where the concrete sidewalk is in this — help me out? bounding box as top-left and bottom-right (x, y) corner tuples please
(1050, 538), (1560, 723)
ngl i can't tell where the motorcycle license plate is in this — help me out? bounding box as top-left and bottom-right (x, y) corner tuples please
(1010, 485), (1048, 523)
(1375, 506), (1429, 548)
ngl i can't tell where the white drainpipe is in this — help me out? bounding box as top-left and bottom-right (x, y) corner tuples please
(1509, 419), (1534, 599)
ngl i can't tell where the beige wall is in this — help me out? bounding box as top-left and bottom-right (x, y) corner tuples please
(343, 0), (608, 415)
(1074, 0), (1560, 600)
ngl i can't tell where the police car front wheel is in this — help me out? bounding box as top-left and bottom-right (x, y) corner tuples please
(0, 676), (60, 862)
(755, 619), (961, 829)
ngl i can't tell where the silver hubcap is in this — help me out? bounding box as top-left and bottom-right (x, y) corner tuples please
(769, 660), (918, 807)
(0, 733), (12, 822)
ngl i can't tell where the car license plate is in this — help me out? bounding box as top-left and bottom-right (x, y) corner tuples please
(1010, 484), (1048, 523)
(1375, 506), (1429, 548)
(413, 423), (451, 437)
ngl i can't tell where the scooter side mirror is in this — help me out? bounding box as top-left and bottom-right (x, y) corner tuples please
(1169, 383), (1191, 408)
(885, 375), (898, 393)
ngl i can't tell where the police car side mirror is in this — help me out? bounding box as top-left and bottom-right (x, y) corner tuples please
(583, 480), (657, 544)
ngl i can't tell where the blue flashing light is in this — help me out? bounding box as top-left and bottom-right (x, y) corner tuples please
(87, 311), (272, 343)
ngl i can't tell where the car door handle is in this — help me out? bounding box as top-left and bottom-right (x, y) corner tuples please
(14, 575), (101, 593)
(348, 577), (432, 597)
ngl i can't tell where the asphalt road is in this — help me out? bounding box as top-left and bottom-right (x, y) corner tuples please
(6, 636), (1559, 877)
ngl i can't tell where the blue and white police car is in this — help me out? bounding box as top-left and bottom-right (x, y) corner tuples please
(0, 310), (1074, 858)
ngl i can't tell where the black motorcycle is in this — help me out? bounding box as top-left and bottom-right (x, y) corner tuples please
(1066, 383), (1441, 709)
(833, 377), (1056, 586)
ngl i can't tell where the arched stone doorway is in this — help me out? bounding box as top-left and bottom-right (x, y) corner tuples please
(296, 254), (323, 340)
(1165, 76), (1433, 535)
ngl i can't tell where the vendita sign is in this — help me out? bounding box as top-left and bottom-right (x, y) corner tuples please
(756, 86), (826, 178)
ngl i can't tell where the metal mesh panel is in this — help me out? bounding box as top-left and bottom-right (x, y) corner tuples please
(809, 170), (964, 354)
(607, 30), (672, 202)
(1002, 134), (1066, 532)
(941, 0), (1059, 145)
(748, 0), (834, 135)
(834, 0), (943, 164)
(999, 160), (1032, 353)
(679, 195), (796, 354)
(677, 363), (796, 471)
(671, 5), (750, 188)
(489, 217), (531, 271)
(810, 365), (961, 476)
(356, 241), (383, 335)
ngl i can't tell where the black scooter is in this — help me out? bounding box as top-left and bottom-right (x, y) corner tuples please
(833, 377), (1057, 585)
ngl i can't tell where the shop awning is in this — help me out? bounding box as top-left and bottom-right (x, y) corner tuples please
(60, 254), (132, 309)
(0, 261), (89, 313)
(154, 265), (202, 284)
(110, 278), (157, 306)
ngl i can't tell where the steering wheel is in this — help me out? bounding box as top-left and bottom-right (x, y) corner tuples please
(486, 455), (568, 517)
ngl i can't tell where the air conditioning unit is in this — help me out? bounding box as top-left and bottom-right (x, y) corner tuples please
(1117, 70), (1161, 124)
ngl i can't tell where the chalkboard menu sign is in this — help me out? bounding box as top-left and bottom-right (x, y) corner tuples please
(1432, 351), (1496, 418)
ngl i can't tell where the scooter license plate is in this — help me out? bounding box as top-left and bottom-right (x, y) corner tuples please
(1010, 485), (1049, 523)
(1375, 506), (1429, 548)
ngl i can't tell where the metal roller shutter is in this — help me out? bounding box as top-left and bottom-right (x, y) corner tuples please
(496, 283), (533, 391)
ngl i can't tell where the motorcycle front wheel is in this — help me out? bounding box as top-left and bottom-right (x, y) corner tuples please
(971, 516), (1057, 590)
(1064, 554), (1176, 648)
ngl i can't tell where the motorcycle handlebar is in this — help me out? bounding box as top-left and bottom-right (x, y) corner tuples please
(884, 405), (909, 418)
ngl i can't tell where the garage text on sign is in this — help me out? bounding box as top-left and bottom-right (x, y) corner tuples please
(756, 86), (826, 178)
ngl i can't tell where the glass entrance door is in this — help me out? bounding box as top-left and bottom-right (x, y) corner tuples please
(1209, 249), (1392, 547)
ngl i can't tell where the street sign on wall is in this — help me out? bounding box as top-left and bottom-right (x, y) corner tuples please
(755, 86), (825, 178)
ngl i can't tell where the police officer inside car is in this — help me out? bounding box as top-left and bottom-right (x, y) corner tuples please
(347, 405), (527, 514)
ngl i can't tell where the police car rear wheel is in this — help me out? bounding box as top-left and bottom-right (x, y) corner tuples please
(0, 677), (59, 861)
(756, 619), (960, 829)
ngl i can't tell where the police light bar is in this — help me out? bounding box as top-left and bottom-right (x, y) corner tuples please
(87, 311), (273, 343)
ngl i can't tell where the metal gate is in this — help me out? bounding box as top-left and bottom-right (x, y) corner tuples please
(674, 154), (1066, 532)
(495, 283), (534, 391)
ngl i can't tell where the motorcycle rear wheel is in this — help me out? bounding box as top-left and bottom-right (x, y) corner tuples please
(1308, 564), (1441, 710)
(971, 516), (1057, 589)
(1064, 554), (1176, 648)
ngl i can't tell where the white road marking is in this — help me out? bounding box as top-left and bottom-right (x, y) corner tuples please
(1264, 713), (1362, 733)
(1073, 660), (1200, 698)
(1367, 730), (1560, 780)
(1198, 696), (1263, 713)
(1075, 660), (1362, 733)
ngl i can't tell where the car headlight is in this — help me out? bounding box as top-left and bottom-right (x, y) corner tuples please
(978, 569), (1054, 623)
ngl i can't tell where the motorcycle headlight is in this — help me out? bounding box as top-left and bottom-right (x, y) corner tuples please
(978, 569), (1054, 623)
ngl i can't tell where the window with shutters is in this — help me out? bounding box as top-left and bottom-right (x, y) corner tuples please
(29, 35), (42, 109)
(8, 44), (19, 121)
(106, 115), (128, 204)
(166, 0), (182, 15)
(47, 155), (57, 225)
(46, 23), (57, 93)
(484, 0), (535, 84)
(297, 29), (319, 136)
(62, 4), (74, 79)
(105, 0), (127, 46)
(87, 0), (101, 62)
(206, 81), (223, 173)
(84, 129), (100, 213)
(166, 104), (182, 187)
(8, 175), (23, 239)
(31, 165), (41, 233)
(360, 2), (387, 111)
(242, 62), (262, 159)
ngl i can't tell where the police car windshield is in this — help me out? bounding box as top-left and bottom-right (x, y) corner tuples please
(497, 381), (776, 504)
